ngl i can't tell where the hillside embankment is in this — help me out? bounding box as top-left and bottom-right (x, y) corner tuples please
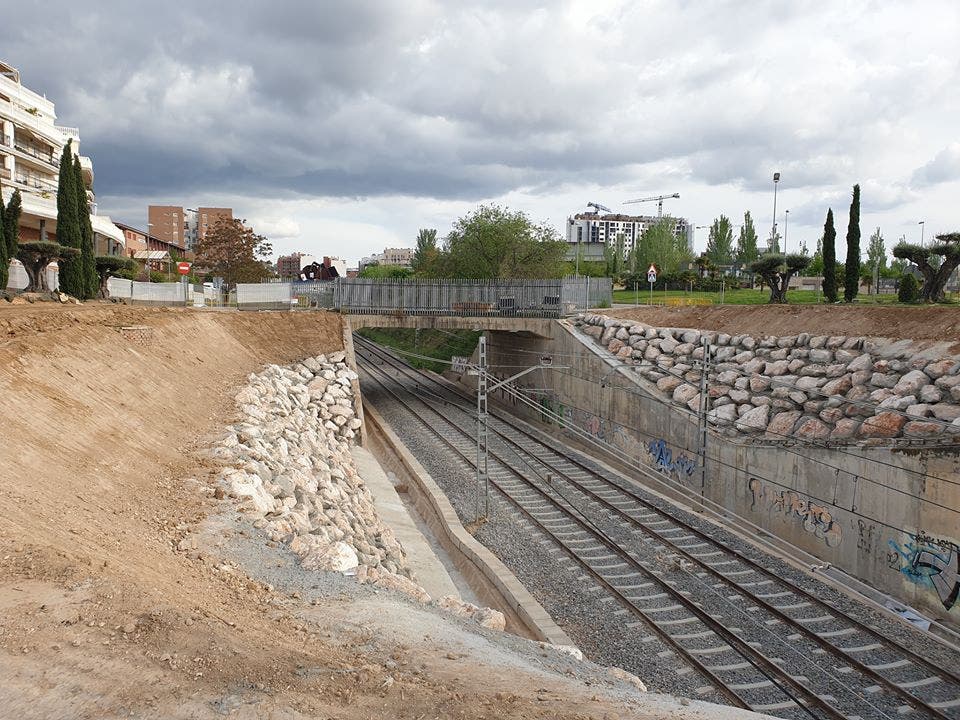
(0, 305), (752, 720)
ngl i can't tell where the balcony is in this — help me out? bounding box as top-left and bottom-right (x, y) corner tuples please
(14, 173), (58, 195)
(0, 167), (10, 181)
(55, 125), (80, 140)
(13, 140), (57, 168)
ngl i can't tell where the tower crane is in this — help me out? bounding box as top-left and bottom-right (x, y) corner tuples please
(586, 201), (614, 214)
(623, 193), (680, 218)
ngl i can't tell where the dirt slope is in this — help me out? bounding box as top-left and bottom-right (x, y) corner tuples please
(0, 305), (736, 720)
(603, 304), (960, 343)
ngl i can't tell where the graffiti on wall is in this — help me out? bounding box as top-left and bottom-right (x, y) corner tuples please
(534, 391), (636, 452)
(647, 438), (697, 481)
(887, 531), (960, 611)
(748, 478), (843, 548)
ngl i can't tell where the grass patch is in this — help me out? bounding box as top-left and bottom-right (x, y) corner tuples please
(609, 288), (955, 306)
(355, 327), (481, 373)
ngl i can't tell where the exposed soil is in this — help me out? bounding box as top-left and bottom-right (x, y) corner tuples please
(602, 304), (960, 343)
(0, 306), (730, 720)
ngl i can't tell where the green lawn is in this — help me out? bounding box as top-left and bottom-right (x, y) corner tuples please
(610, 287), (955, 306)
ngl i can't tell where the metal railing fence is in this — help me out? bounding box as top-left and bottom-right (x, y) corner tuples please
(287, 277), (610, 316)
(100, 277), (612, 315)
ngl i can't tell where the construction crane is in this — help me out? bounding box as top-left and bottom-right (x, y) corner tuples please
(586, 201), (614, 214)
(623, 193), (680, 218)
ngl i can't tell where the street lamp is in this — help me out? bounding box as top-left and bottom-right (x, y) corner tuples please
(771, 172), (780, 252)
(919, 220), (925, 248)
(782, 209), (790, 285)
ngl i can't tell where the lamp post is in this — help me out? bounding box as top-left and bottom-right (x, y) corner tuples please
(919, 220), (925, 248)
(771, 172), (780, 252)
(782, 209), (790, 286)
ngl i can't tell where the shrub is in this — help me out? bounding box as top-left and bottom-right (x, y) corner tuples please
(897, 273), (920, 303)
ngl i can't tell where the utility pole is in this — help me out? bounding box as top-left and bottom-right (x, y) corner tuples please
(697, 336), (712, 503)
(469, 346), (564, 522)
(475, 335), (489, 521)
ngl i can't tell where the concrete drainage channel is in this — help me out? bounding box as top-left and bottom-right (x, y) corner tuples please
(364, 403), (572, 646)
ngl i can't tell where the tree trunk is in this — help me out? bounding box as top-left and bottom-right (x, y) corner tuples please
(98, 272), (110, 299)
(22, 258), (50, 292)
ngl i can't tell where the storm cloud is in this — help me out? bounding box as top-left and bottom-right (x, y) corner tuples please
(2, 1), (958, 261)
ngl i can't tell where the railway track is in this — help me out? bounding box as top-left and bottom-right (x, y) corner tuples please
(354, 335), (960, 719)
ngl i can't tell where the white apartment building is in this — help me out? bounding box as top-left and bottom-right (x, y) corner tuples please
(566, 212), (694, 257)
(1, 60), (124, 288)
(359, 246), (413, 271)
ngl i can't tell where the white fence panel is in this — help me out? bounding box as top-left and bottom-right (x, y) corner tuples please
(107, 277), (133, 298)
(131, 281), (187, 303)
(236, 282), (292, 309)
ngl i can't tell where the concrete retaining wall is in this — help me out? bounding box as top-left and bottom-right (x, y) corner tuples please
(472, 320), (960, 625)
(363, 403), (573, 646)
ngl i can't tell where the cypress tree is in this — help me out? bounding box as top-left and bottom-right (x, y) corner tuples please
(4, 188), (22, 258)
(844, 184), (861, 302)
(73, 154), (97, 298)
(0, 194), (7, 292)
(822, 208), (838, 303)
(55, 140), (83, 296)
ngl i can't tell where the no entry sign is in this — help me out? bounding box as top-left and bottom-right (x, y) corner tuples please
(177, 262), (192, 275)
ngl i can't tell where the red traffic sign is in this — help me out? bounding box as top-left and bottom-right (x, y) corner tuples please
(177, 262), (192, 275)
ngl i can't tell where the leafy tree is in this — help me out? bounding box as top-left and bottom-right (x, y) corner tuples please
(635, 218), (692, 275)
(4, 189), (21, 258)
(73, 154), (97, 298)
(194, 218), (273, 284)
(844, 184), (861, 301)
(705, 215), (734, 266)
(735, 211), (759, 266)
(95, 256), (137, 298)
(411, 228), (439, 275)
(440, 204), (566, 279)
(807, 236), (824, 275)
(748, 253), (811, 303)
(866, 227), (886, 275)
(892, 233), (960, 302)
(55, 140), (84, 297)
(358, 264), (412, 279)
(603, 233), (626, 281)
(18, 242), (78, 292)
(822, 208), (838, 302)
(897, 273), (920, 303)
(768, 229), (781, 254)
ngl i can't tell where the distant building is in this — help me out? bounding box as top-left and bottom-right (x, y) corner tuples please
(565, 212), (693, 258)
(113, 221), (185, 270)
(297, 256), (344, 281)
(359, 247), (413, 271)
(277, 252), (317, 279)
(2, 60), (125, 289)
(148, 204), (233, 251)
(278, 253), (346, 280)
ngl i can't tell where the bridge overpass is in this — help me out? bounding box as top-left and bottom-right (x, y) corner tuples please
(235, 277), (611, 336)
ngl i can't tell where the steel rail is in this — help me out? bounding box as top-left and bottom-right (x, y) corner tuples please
(357, 342), (845, 718)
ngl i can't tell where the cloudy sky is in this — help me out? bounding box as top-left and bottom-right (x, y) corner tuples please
(4, 1), (959, 265)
